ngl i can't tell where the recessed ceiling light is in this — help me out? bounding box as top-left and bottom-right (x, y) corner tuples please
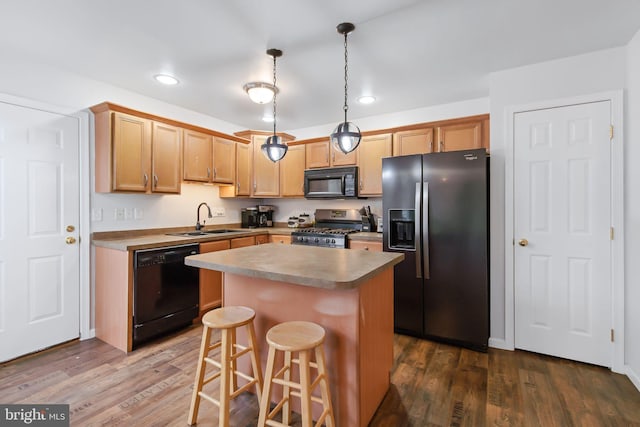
(357, 95), (376, 105)
(154, 74), (179, 85)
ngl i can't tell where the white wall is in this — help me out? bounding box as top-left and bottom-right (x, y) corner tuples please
(488, 47), (627, 345)
(625, 30), (640, 388)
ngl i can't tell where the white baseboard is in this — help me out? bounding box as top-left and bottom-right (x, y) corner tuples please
(81, 328), (96, 340)
(626, 365), (640, 392)
(489, 337), (512, 350)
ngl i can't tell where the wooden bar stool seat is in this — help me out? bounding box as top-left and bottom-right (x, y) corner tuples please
(258, 321), (335, 427)
(188, 306), (263, 427)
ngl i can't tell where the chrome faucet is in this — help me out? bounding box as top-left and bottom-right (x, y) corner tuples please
(196, 202), (212, 230)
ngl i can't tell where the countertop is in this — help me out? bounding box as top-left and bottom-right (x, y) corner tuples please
(91, 227), (382, 251)
(185, 243), (403, 290)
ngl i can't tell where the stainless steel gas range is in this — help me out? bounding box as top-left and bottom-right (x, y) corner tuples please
(290, 209), (362, 248)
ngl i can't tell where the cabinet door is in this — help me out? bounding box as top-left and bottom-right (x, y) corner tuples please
(183, 129), (212, 182)
(152, 121), (182, 193)
(213, 136), (236, 184)
(349, 240), (382, 251)
(305, 140), (330, 169)
(270, 234), (292, 244)
(358, 134), (392, 196)
(235, 142), (252, 196)
(112, 112), (151, 192)
(393, 128), (434, 155)
(331, 143), (358, 166)
(199, 240), (230, 314)
(280, 144), (305, 197)
(230, 236), (256, 248)
(252, 135), (280, 197)
(436, 121), (483, 152)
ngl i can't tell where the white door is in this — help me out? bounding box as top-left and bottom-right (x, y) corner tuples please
(514, 101), (612, 367)
(0, 101), (80, 362)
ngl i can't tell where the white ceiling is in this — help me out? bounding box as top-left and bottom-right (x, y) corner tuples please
(2, 0), (640, 132)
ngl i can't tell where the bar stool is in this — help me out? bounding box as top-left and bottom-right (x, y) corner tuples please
(188, 306), (263, 427)
(258, 321), (335, 427)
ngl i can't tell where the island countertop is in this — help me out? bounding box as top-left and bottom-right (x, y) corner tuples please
(185, 243), (403, 290)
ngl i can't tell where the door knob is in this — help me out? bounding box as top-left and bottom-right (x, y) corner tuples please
(66, 237), (76, 244)
(66, 225), (75, 232)
(518, 238), (528, 247)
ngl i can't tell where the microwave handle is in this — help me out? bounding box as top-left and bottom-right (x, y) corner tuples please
(341, 175), (346, 193)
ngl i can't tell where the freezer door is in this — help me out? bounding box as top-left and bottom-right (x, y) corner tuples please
(382, 154), (424, 336)
(422, 149), (488, 350)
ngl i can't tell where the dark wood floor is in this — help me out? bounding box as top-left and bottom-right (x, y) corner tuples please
(1, 325), (639, 426)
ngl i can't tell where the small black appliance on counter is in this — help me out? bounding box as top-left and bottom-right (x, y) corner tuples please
(241, 207), (259, 228)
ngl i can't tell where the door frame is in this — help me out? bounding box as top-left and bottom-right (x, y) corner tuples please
(504, 91), (624, 373)
(0, 93), (92, 343)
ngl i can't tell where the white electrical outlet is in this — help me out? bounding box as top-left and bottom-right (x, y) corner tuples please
(134, 208), (144, 220)
(213, 207), (225, 217)
(125, 208), (133, 220)
(91, 208), (103, 222)
(115, 208), (125, 221)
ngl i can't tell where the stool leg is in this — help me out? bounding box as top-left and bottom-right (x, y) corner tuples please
(219, 328), (232, 427)
(258, 345), (277, 427)
(315, 345), (335, 427)
(229, 327), (238, 393)
(282, 350), (292, 426)
(246, 321), (263, 402)
(188, 325), (211, 425)
(299, 349), (313, 427)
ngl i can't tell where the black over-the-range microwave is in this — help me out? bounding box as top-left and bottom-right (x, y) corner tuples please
(303, 166), (359, 199)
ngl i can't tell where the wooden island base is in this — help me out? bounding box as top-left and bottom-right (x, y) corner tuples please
(223, 268), (394, 427)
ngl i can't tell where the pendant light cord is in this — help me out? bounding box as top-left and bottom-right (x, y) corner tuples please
(272, 53), (277, 135)
(343, 32), (349, 123)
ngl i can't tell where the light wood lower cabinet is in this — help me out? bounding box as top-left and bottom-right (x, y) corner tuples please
(270, 234), (292, 244)
(349, 240), (383, 252)
(230, 236), (256, 248)
(256, 234), (270, 245)
(199, 240), (231, 315)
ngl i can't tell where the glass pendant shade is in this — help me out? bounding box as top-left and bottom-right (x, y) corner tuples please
(330, 121), (361, 154)
(243, 82), (276, 104)
(261, 134), (288, 162)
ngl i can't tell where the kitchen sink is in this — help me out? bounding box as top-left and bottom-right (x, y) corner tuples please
(166, 229), (244, 237)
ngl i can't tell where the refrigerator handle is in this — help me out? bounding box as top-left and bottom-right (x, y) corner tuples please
(415, 182), (422, 279)
(423, 181), (430, 279)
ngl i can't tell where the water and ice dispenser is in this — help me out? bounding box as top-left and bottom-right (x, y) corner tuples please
(388, 209), (416, 250)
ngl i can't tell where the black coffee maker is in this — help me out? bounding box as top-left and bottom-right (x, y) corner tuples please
(257, 205), (275, 227)
(241, 207), (259, 228)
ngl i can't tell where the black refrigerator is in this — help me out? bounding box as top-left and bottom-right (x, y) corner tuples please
(382, 149), (488, 351)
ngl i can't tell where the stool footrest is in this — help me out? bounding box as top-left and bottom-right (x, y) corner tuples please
(290, 390), (324, 405)
(230, 344), (251, 361)
(229, 379), (258, 399)
(272, 377), (302, 390)
(266, 395), (289, 420)
(198, 391), (220, 407)
(315, 408), (331, 427)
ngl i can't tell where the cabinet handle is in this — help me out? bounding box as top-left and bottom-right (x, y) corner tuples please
(360, 180), (363, 190)
(207, 167), (211, 178)
(253, 182), (257, 191)
(153, 174), (158, 188)
(440, 141), (444, 151)
(332, 152), (335, 162)
(430, 140), (434, 152)
(213, 167), (217, 178)
(143, 173), (148, 187)
(237, 183), (240, 192)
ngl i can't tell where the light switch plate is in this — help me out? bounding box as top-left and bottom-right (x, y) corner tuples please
(91, 208), (103, 222)
(134, 208), (144, 220)
(213, 207), (225, 217)
(115, 208), (125, 221)
(125, 208), (133, 220)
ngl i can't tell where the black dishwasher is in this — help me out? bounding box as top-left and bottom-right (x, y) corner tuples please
(133, 243), (199, 348)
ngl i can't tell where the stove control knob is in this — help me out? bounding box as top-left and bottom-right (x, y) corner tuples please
(331, 239), (336, 243)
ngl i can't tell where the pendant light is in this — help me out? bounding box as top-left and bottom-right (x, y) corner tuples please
(330, 22), (361, 154)
(261, 48), (288, 162)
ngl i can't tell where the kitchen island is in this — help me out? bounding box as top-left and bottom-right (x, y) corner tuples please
(185, 243), (403, 427)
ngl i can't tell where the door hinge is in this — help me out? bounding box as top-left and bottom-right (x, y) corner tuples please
(610, 227), (614, 240)
(609, 125), (614, 140)
(611, 329), (615, 342)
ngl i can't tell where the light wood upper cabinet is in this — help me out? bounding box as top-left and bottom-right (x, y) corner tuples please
(251, 134), (280, 197)
(93, 105), (181, 194)
(305, 139), (358, 168)
(212, 136), (236, 184)
(306, 141), (330, 169)
(151, 122), (182, 193)
(393, 128), (434, 156)
(219, 141), (251, 198)
(110, 112), (151, 192)
(280, 144), (305, 197)
(436, 120), (483, 152)
(183, 129), (212, 182)
(358, 133), (392, 197)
